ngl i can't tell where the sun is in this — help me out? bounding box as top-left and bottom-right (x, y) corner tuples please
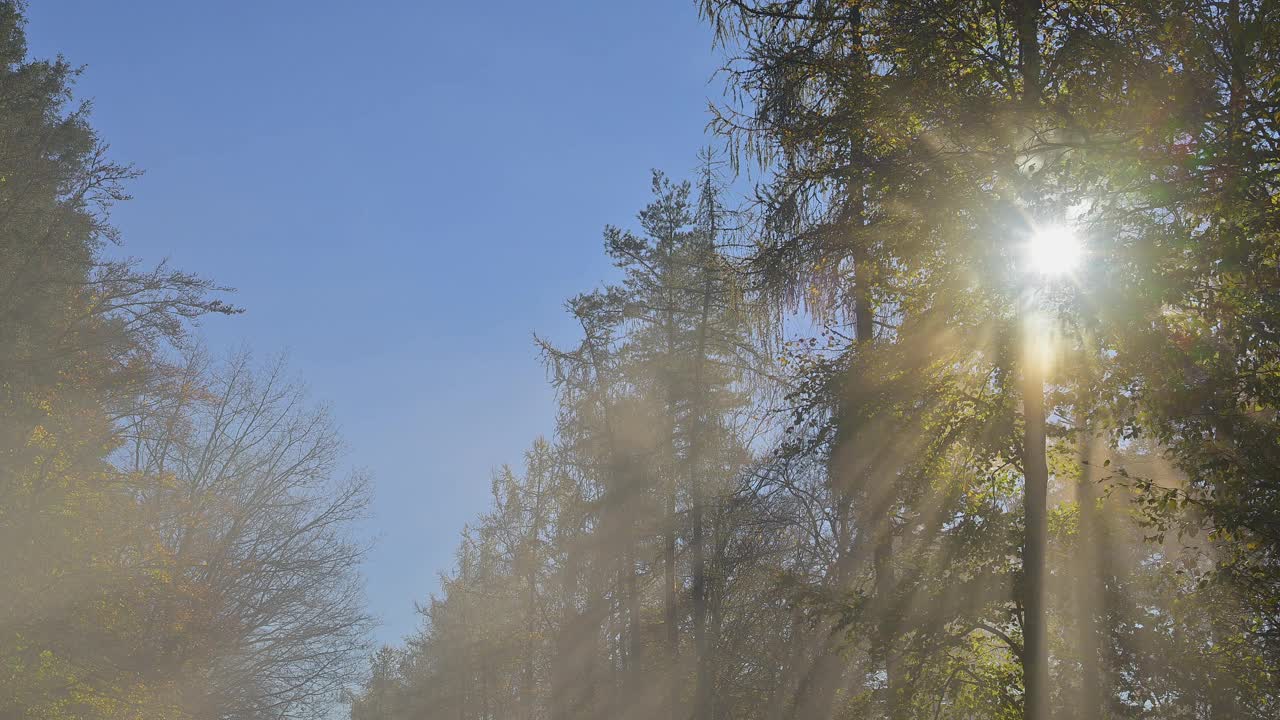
(1025, 224), (1083, 277)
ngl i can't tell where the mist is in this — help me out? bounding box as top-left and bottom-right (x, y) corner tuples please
(3, 1), (1278, 719)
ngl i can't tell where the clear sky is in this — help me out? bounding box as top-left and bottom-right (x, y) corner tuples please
(26, 1), (724, 646)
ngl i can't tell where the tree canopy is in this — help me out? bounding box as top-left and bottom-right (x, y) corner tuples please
(4, 0), (1280, 718)
(351, 1), (1280, 719)
(0, 4), (372, 718)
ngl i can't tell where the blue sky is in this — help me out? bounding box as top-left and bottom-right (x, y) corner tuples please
(26, 1), (725, 646)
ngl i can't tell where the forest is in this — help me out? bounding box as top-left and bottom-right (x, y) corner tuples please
(2, 1), (1279, 719)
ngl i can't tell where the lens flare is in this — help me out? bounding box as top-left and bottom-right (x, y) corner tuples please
(1026, 224), (1083, 276)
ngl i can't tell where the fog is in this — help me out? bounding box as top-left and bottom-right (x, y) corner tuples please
(3, 1), (1278, 719)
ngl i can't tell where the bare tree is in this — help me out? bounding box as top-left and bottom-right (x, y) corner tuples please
(120, 349), (373, 720)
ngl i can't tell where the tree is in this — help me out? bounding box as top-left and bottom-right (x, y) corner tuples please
(349, 166), (766, 720)
(0, 3), (237, 715)
(120, 350), (374, 719)
(700, 0), (1280, 717)
(0, 6), (379, 717)
(354, 2), (1280, 719)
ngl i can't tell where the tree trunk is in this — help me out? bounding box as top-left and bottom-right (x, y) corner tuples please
(657, 218), (682, 720)
(1015, 1), (1048, 718)
(1076, 423), (1102, 720)
(665, 491), (679, 718)
(627, 534), (642, 680)
(1021, 310), (1050, 720)
(691, 488), (708, 718)
(523, 478), (547, 720)
(767, 599), (806, 720)
(552, 543), (579, 720)
(691, 165), (720, 719)
(706, 506), (727, 720)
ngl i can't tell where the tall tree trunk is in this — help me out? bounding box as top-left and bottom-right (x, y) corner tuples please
(853, 241), (899, 718)
(1075, 390), (1102, 720)
(792, 464), (856, 719)
(481, 654), (492, 720)
(523, 477), (547, 720)
(653, 215), (682, 720)
(792, 625), (845, 720)
(580, 315), (637, 719)
(460, 549), (473, 720)
(1076, 435), (1102, 719)
(1209, 14), (1245, 716)
(768, 551), (807, 720)
(691, 487), (708, 718)
(1017, 0), (1041, 108)
(664, 292), (681, 720)
(665, 489), (679, 717)
(706, 504), (728, 720)
(1020, 307), (1050, 720)
(586, 576), (609, 717)
(691, 160), (720, 719)
(552, 542), (579, 720)
(873, 534), (898, 715)
(795, 10), (885, 715)
(797, 168), (877, 720)
(627, 537), (642, 678)
(1015, 1), (1048, 718)
(524, 572), (538, 718)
